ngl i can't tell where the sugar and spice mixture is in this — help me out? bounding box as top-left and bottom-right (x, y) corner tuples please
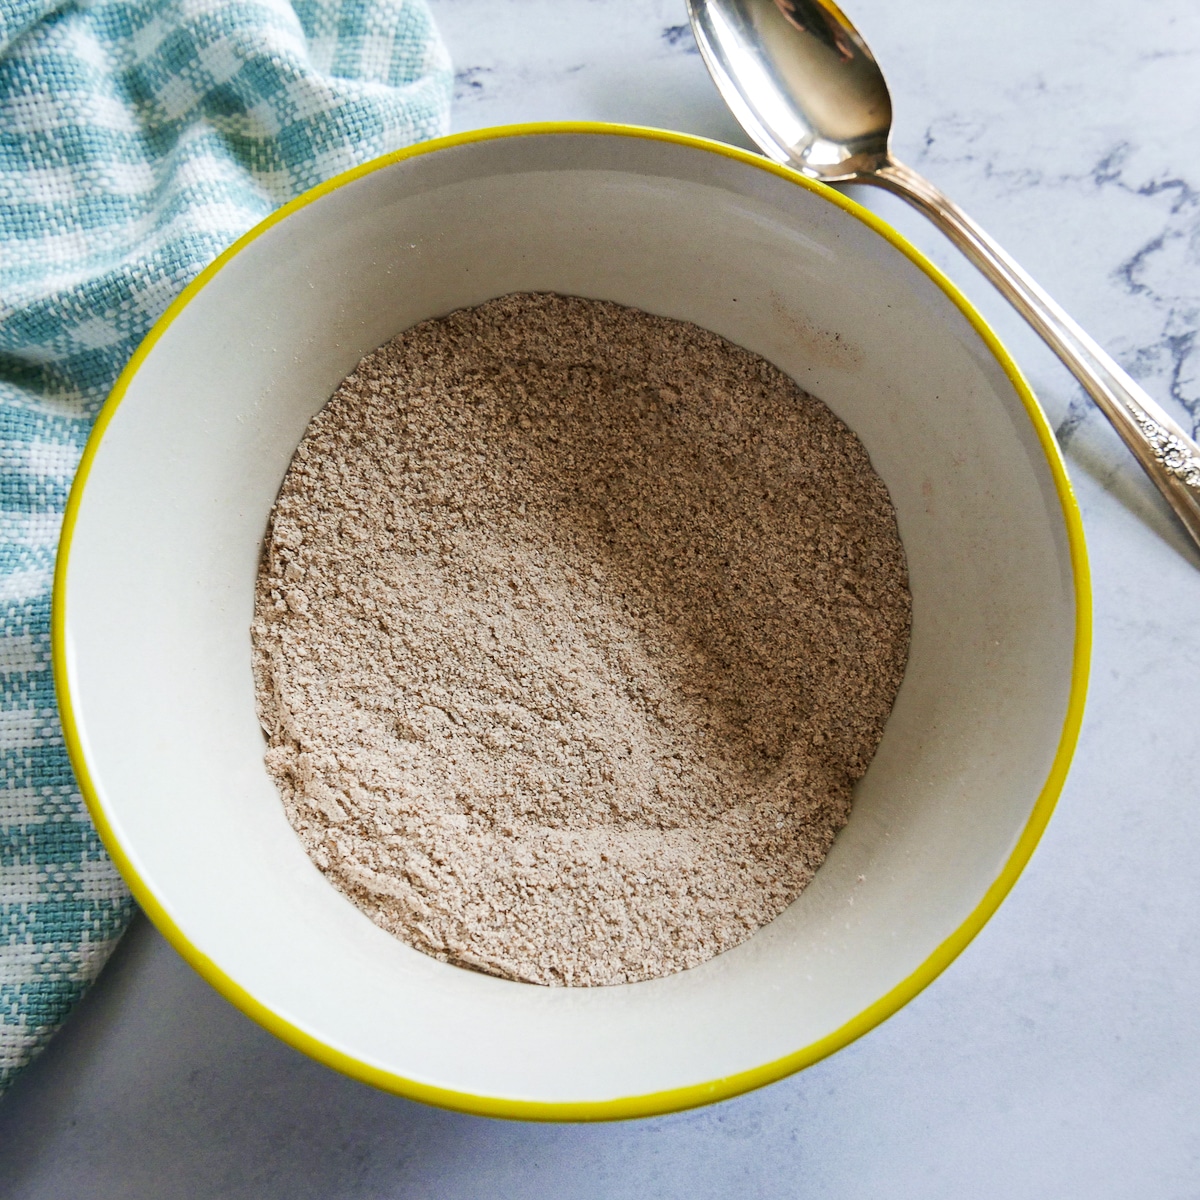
(251, 293), (910, 986)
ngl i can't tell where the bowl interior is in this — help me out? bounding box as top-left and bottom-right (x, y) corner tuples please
(59, 128), (1084, 1116)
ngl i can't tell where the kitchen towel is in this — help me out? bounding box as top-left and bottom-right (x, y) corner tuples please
(0, 0), (451, 1093)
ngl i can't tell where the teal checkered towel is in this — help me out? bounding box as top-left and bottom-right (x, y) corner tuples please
(0, 0), (451, 1093)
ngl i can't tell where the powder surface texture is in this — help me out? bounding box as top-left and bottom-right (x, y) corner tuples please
(252, 293), (910, 986)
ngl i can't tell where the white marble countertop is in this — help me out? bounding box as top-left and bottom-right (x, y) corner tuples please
(2, 1), (1199, 1195)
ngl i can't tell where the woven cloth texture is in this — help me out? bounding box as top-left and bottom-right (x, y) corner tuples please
(0, 0), (451, 1093)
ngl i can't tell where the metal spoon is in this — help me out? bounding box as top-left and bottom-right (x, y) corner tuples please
(688, 0), (1200, 553)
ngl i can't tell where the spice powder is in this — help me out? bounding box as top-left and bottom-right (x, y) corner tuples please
(252, 293), (911, 986)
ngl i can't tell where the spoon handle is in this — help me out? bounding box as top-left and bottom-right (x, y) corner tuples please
(871, 158), (1200, 553)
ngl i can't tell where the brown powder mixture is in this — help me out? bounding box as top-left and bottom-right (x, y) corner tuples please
(251, 293), (910, 986)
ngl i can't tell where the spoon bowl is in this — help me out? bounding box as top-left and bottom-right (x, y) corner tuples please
(690, 0), (890, 178)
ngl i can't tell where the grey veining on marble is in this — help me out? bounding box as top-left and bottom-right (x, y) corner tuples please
(1, 1), (1199, 1197)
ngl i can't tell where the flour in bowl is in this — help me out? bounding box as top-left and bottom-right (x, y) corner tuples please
(251, 293), (910, 985)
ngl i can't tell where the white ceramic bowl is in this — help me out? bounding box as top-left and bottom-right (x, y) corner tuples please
(54, 124), (1089, 1120)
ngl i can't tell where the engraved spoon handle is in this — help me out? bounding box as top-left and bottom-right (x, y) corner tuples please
(871, 158), (1200, 552)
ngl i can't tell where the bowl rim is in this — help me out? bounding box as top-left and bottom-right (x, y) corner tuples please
(52, 121), (1092, 1122)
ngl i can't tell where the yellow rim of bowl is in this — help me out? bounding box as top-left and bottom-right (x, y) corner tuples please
(52, 121), (1092, 1123)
